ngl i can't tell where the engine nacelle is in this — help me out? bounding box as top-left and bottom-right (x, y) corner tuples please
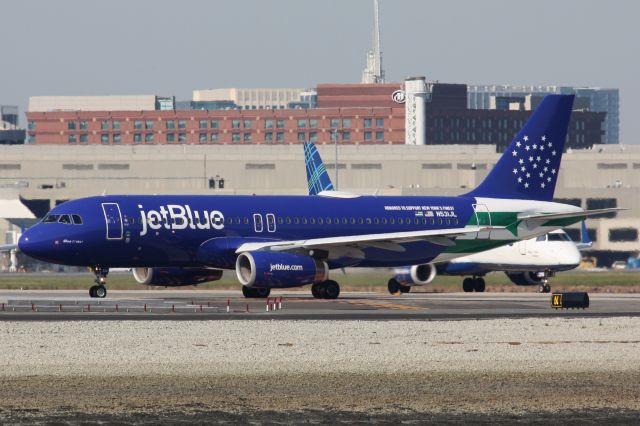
(132, 267), (223, 287)
(506, 271), (544, 286)
(395, 263), (437, 286)
(236, 251), (328, 288)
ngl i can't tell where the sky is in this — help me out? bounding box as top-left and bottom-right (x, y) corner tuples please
(1, 0), (638, 143)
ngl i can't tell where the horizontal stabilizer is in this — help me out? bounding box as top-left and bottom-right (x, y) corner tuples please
(0, 244), (18, 252)
(518, 208), (625, 222)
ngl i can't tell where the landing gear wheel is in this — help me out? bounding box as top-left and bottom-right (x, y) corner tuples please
(399, 284), (411, 294)
(256, 288), (271, 298)
(387, 278), (400, 295)
(242, 286), (271, 298)
(94, 285), (107, 298)
(89, 285), (97, 298)
(312, 282), (322, 298)
(462, 278), (474, 293)
(474, 278), (486, 293)
(323, 280), (340, 299)
(539, 284), (551, 293)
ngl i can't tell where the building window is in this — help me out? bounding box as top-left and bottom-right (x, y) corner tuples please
(101, 134), (109, 144)
(342, 118), (351, 128)
(113, 133), (121, 144)
(276, 132), (284, 142)
(364, 131), (372, 141)
(232, 120), (241, 129)
(376, 118), (384, 128)
(134, 120), (142, 130)
(178, 120), (186, 129)
(145, 133), (154, 143)
(101, 121), (109, 130)
(375, 131), (384, 141)
(609, 228), (638, 242)
(309, 118), (317, 128)
(68, 121), (77, 130)
(265, 132), (273, 142)
(133, 133), (142, 144)
(243, 119), (252, 129)
(211, 133), (219, 142)
(210, 120), (218, 129)
(364, 118), (372, 128)
(166, 133), (175, 143)
(28, 121), (36, 130)
(166, 120), (175, 129)
(145, 120), (154, 130)
(113, 120), (121, 130)
(68, 135), (77, 144)
(276, 119), (285, 129)
(27, 134), (36, 143)
(79, 121), (88, 130)
(586, 198), (617, 218)
(232, 132), (241, 142)
(244, 132), (252, 142)
(330, 118), (339, 128)
(309, 131), (318, 142)
(199, 120), (207, 129)
(298, 132), (306, 142)
(342, 131), (350, 141)
(265, 119), (274, 129)
(178, 133), (187, 143)
(297, 119), (307, 128)
(79, 134), (88, 144)
(199, 133), (207, 143)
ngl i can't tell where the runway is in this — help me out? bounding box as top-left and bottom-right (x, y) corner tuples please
(1, 289), (639, 321)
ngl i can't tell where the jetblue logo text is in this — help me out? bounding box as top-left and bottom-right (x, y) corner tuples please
(269, 263), (303, 272)
(138, 204), (224, 236)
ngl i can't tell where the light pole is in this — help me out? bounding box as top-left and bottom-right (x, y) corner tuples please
(332, 127), (339, 190)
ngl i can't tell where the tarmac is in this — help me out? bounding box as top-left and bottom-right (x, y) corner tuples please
(1, 289), (639, 321)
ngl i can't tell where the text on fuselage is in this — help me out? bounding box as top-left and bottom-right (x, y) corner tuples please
(138, 204), (224, 236)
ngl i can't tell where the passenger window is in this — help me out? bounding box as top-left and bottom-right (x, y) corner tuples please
(414, 218), (419, 224)
(446, 218), (451, 225)
(286, 217), (292, 224)
(334, 217), (340, 224)
(310, 217), (316, 224)
(302, 217), (308, 224)
(365, 218), (372, 225)
(243, 217), (249, 225)
(235, 217), (241, 224)
(71, 214), (83, 225)
(382, 218), (387, 225)
(294, 217), (300, 225)
(358, 218), (364, 225)
(326, 217), (332, 225)
(277, 217), (283, 225)
(342, 217), (347, 224)
(374, 218), (380, 225)
(430, 218), (435, 225)
(350, 218), (355, 224)
(422, 218), (427, 224)
(58, 214), (72, 224)
(43, 215), (60, 223)
(398, 218), (403, 225)
(318, 218), (323, 225)
(438, 218), (443, 225)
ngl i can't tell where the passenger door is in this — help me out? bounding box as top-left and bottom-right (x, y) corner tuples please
(472, 204), (491, 239)
(102, 203), (123, 240)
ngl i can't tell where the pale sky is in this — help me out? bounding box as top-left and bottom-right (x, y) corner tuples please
(1, 0), (638, 143)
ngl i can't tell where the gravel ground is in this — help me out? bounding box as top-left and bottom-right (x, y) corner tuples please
(1, 317), (639, 423)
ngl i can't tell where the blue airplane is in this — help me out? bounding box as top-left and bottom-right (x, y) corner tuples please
(15, 95), (620, 299)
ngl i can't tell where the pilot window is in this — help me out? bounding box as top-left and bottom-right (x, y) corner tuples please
(548, 233), (571, 242)
(71, 214), (83, 225)
(536, 235), (547, 242)
(58, 214), (72, 224)
(43, 215), (60, 223)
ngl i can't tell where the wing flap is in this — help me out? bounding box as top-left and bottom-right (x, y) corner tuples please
(518, 208), (625, 221)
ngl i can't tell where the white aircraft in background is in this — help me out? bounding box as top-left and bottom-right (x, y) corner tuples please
(303, 142), (591, 295)
(389, 223), (591, 294)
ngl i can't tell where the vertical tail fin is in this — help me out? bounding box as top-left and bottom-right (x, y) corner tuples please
(304, 142), (335, 195)
(465, 94), (575, 201)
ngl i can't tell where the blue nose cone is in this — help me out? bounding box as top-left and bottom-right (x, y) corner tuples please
(18, 227), (53, 261)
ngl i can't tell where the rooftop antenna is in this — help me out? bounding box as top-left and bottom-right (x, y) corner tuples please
(361, 0), (385, 84)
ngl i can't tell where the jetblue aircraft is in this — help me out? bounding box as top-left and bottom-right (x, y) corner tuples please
(16, 95), (619, 299)
(302, 143), (589, 294)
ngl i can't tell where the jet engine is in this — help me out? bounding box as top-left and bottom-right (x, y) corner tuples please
(505, 271), (544, 286)
(395, 263), (437, 286)
(236, 251), (328, 288)
(132, 267), (223, 287)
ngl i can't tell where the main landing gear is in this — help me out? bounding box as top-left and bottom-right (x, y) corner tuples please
(387, 278), (411, 295)
(242, 286), (271, 298)
(311, 280), (340, 299)
(89, 266), (108, 298)
(462, 276), (485, 292)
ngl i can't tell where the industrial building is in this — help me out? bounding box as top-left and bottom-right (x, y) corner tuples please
(0, 105), (25, 145)
(0, 143), (638, 265)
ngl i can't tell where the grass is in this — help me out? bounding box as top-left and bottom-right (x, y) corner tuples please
(0, 270), (638, 292)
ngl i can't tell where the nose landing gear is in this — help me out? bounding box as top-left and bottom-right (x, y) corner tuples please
(89, 266), (108, 298)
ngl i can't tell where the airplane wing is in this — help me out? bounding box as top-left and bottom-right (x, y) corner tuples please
(518, 208), (625, 222)
(236, 226), (496, 253)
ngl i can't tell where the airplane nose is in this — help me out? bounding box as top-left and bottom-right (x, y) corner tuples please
(18, 227), (54, 261)
(561, 245), (582, 268)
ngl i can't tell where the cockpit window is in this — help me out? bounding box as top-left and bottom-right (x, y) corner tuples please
(43, 215), (60, 223)
(58, 214), (72, 224)
(71, 214), (83, 225)
(536, 235), (547, 242)
(548, 233), (571, 242)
